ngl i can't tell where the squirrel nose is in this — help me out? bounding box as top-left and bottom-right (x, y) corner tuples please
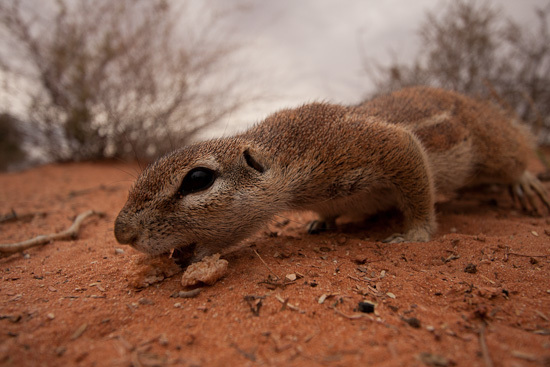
(114, 215), (138, 245)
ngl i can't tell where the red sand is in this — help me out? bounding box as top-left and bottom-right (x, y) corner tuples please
(1, 162), (549, 366)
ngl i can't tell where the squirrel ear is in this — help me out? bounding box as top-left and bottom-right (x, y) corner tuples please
(242, 147), (268, 173)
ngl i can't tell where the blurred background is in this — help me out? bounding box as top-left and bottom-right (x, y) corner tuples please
(0, 0), (548, 171)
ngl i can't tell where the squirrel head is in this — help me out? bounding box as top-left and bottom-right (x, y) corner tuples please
(114, 137), (279, 258)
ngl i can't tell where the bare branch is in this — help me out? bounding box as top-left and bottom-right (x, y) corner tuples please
(362, 0), (550, 143)
(0, 0), (248, 161)
(0, 210), (104, 256)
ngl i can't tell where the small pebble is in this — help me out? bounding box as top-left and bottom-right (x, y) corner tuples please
(464, 263), (477, 274)
(114, 248), (125, 255)
(285, 273), (297, 281)
(358, 301), (375, 313)
(174, 302), (183, 308)
(70, 323), (88, 340)
(418, 352), (450, 367)
(55, 346), (67, 357)
(170, 289), (201, 298)
(46, 313), (55, 320)
(403, 317), (421, 328)
(158, 333), (169, 346)
(138, 298), (155, 305)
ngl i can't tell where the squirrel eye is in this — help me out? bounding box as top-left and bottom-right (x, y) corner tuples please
(178, 167), (216, 196)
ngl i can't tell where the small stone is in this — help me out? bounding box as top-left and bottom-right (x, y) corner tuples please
(46, 313), (55, 320)
(357, 301), (375, 313)
(403, 317), (421, 328)
(418, 352), (451, 366)
(318, 294), (328, 304)
(386, 292), (396, 299)
(285, 273), (297, 282)
(464, 263), (477, 274)
(138, 298), (155, 305)
(114, 248), (125, 255)
(531, 231), (539, 237)
(158, 333), (169, 346)
(170, 289), (201, 298)
(70, 323), (88, 340)
(174, 302), (182, 308)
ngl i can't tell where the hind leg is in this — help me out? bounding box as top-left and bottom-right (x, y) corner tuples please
(509, 171), (550, 215)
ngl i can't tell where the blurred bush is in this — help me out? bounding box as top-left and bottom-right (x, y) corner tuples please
(363, 0), (550, 143)
(0, 0), (246, 162)
(0, 113), (26, 171)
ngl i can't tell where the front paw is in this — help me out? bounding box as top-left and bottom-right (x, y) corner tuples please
(383, 233), (405, 243)
(307, 220), (328, 234)
(383, 227), (431, 243)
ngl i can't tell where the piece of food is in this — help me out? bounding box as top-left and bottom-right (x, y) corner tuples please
(181, 253), (228, 287)
(127, 254), (182, 289)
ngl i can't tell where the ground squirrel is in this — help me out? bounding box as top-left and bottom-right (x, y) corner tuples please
(114, 86), (550, 264)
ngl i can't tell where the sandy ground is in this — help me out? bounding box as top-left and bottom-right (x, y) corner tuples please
(0, 161), (549, 367)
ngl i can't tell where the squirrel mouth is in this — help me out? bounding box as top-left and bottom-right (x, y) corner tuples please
(170, 243), (197, 269)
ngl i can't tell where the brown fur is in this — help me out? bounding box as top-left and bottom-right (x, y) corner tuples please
(114, 87), (549, 260)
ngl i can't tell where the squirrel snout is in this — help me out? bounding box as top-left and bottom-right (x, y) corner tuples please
(113, 215), (138, 245)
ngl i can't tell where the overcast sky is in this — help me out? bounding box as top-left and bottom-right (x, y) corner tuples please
(206, 0), (549, 136)
(0, 0), (547, 139)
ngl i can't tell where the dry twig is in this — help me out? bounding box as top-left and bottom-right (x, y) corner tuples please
(479, 324), (494, 367)
(253, 249), (280, 280)
(332, 307), (366, 320)
(0, 210), (104, 256)
(507, 252), (549, 258)
(0, 209), (44, 224)
(274, 294), (305, 313)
